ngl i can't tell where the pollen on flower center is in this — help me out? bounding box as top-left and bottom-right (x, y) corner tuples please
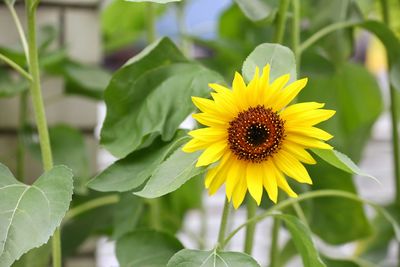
(228, 105), (285, 163)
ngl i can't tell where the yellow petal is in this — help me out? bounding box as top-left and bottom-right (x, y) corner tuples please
(285, 126), (333, 141)
(192, 113), (228, 127)
(246, 67), (260, 107)
(192, 96), (217, 113)
(281, 141), (316, 164)
(264, 74), (290, 107)
(272, 78), (308, 111)
(259, 65), (271, 90)
(208, 153), (233, 195)
(232, 72), (248, 110)
(274, 168), (298, 198)
(182, 138), (208, 153)
(205, 167), (219, 189)
(273, 150), (313, 184)
(262, 160), (278, 203)
(211, 92), (238, 118)
(246, 163), (263, 205)
(189, 127), (227, 141)
(196, 141), (227, 167)
(232, 175), (247, 209)
(285, 109), (336, 126)
(209, 83), (232, 95)
(226, 159), (246, 201)
(280, 102), (325, 119)
(286, 134), (333, 150)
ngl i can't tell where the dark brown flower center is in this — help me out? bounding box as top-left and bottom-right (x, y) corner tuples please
(228, 105), (285, 163)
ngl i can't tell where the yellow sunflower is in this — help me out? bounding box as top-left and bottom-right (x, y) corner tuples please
(182, 65), (335, 208)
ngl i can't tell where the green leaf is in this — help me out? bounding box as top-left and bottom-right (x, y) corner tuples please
(234, 0), (278, 22)
(322, 255), (376, 267)
(125, 0), (181, 3)
(112, 193), (144, 240)
(135, 145), (204, 198)
(0, 164), (73, 266)
(275, 214), (326, 267)
(88, 133), (188, 192)
(167, 249), (260, 267)
(311, 149), (379, 183)
(63, 62), (111, 100)
(116, 230), (183, 267)
(3, 0), (16, 6)
(100, 37), (224, 158)
(0, 69), (29, 98)
(242, 43), (297, 83)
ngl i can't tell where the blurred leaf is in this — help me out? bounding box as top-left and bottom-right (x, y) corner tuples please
(0, 164), (73, 266)
(167, 249), (260, 267)
(234, 0), (278, 22)
(88, 132), (188, 192)
(63, 62), (111, 100)
(357, 204), (400, 264)
(112, 193), (144, 240)
(3, 0), (17, 5)
(27, 124), (90, 195)
(275, 214), (326, 267)
(116, 230), (183, 267)
(0, 69), (29, 98)
(100, 37), (224, 158)
(12, 243), (51, 267)
(135, 146), (204, 198)
(311, 149), (379, 183)
(242, 43), (297, 83)
(322, 255), (376, 267)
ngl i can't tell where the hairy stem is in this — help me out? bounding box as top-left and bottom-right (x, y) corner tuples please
(273, 0), (290, 43)
(0, 53), (32, 80)
(269, 218), (281, 267)
(65, 195), (120, 221)
(146, 2), (156, 43)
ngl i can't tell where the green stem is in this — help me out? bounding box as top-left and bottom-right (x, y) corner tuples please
(244, 198), (257, 254)
(291, 0), (301, 70)
(64, 195), (120, 221)
(6, 3), (29, 63)
(16, 92), (28, 182)
(269, 218), (281, 267)
(176, 2), (190, 56)
(298, 21), (357, 54)
(26, 3), (59, 266)
(146, 2), (156, 43)
(273, 0), (290, 43)
(223, 190), (397, 247)
(148, 199), (161, 230)
(0, 53), (32, 80)
(217, 197), (231, 250)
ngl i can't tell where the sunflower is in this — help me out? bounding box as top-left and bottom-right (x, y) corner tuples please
(182, 65), (335, 208)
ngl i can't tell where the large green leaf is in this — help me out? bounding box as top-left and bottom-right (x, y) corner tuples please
(116, 230), (183, 267)
(242, 43), (297, 83)
(322, 255), (376, 267)
(12, 243), (51, 267)
(135, 146), (204, 198)
(167, 249), (260, 267)
(100, 37), (223, 158)
(311, 149), (378, 183)
(88, 133), (188, 192)
(0, 164), (73, 266)
(275, 214), (326, 267)
(234, 0), (278, 23)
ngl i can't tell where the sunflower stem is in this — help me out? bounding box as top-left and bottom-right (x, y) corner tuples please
(273, 0), (290, 43)
(65, 195), (120, 221)
(269, 218), (281, 267)
(16, 92), (28, 182)
(291, 0), (301, 71)
(244, 198), (257, 254)
(26, 2), (59, 266)
(176, 1), (190, 56)
(217, 197), (231, 250)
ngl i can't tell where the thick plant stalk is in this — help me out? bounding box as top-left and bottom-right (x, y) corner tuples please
(244, 199), (257, 254)
(217, 197), (231, 249)
(273, 0), (290, 43)
(26, 2), (60, 266)
(146, 2), (156, 43)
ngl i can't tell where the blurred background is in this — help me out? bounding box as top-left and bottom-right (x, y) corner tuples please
(0, 0), (399, 266)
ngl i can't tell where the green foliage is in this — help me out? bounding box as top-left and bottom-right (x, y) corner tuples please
(100, 37), (224, 158)
(242, 43), (297, 82)
(116, 230), (183, 267)
(0, 70), (28, 98)
(0, 164), (73, 266)
(234, 0), (278, 23)
(275, 214), (325, 267)
(167, 249), (261, 267)
(126, 0), (181, 3)
(12, 243), (51, 267)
